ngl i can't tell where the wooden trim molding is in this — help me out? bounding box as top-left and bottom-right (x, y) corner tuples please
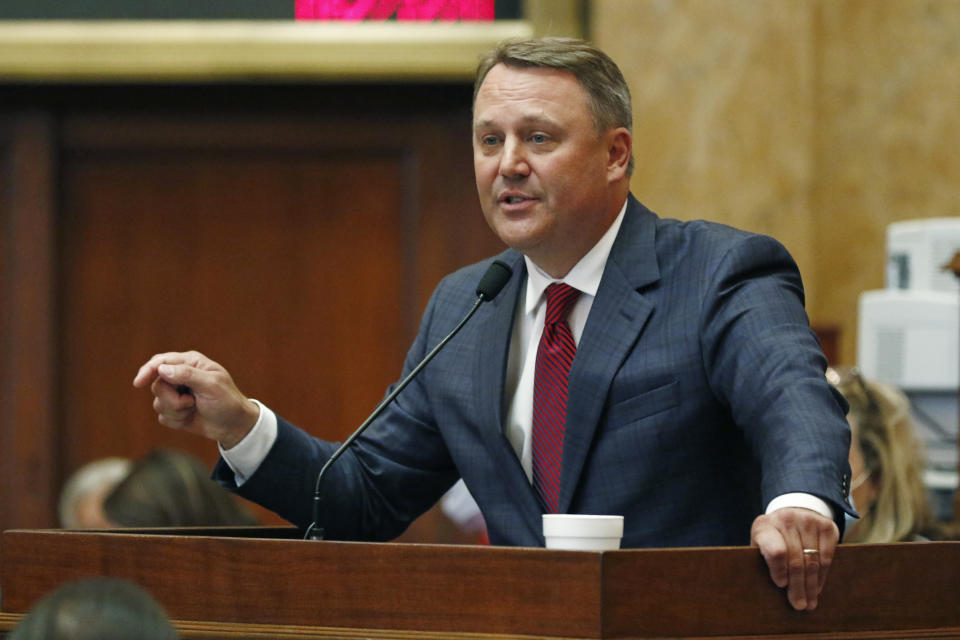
(524, 0), (585, 38)
(5, 612), (960, 640)
(0, 113), (58, 531)
(4, 613), (582, 640)
(5, 532), (960, 639)
(0, 20), (533, 82)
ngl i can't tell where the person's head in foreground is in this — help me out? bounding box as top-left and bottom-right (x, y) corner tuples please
(9, 577), (179, 640)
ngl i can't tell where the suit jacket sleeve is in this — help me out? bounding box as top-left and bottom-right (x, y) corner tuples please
(697, 231), (853, 523)
(213, 277), (464, 539)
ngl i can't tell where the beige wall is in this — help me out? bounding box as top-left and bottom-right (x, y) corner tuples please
(591, 0), (960, 366)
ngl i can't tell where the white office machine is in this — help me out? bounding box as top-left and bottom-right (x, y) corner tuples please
(857, 218), (960, 518)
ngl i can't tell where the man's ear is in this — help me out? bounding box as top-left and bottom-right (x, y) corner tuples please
(606, 127), (632, 181)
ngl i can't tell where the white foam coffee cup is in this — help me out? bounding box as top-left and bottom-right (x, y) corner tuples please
(542, 514), (624, 551)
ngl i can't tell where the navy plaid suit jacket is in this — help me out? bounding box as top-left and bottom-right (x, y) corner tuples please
(216, 195), (853, 547)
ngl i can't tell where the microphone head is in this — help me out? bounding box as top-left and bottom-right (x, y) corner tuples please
(476, 260), (513, 301)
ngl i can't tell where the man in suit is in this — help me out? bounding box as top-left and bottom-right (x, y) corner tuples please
(134, 38), (853, 612)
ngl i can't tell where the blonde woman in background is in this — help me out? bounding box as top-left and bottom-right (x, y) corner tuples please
(828, 367), (956, 542)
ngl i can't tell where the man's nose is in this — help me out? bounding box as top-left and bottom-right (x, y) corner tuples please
(499, 139), (530, 179)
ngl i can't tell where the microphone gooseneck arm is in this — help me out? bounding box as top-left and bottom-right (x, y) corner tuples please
(304, 260), (512, 540)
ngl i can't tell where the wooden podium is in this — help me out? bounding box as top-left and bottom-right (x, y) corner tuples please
(2, 528), (960, 639)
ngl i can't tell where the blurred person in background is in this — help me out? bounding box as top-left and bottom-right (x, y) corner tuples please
(828, 366), (958, 542)
(59, 457), (132, 528)
(8, 577), (179, 640)
(103, 449), (259, 527)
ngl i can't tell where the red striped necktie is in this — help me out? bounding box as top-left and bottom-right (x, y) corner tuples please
(532, 282), (581, 514)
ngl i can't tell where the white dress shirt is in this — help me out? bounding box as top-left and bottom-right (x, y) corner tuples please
(503, 201), (627, 481)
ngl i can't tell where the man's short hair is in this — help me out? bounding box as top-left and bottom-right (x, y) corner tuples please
(474, 37), (634, 174)
(475, 38), (632, 134)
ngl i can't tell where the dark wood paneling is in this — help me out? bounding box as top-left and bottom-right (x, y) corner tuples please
(4, 531), (960, 639)
(1, 530), (603, 637)
(0, 85), (505, 534)
(0, 113), (58, 531)
(603, 543), (960, 638)
(812, 324), (840, 366)
(59, 144), (409, 468)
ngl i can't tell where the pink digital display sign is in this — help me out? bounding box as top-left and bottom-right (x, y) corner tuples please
(296, 0), (496, 21)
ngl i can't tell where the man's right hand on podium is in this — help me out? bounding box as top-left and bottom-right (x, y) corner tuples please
(133, 350), (260, 450)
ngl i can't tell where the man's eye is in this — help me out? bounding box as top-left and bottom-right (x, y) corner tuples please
(481, 136), (499, 146)
(530, 134), (548, 143)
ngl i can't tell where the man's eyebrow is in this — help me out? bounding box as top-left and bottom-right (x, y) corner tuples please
(473, 113), (560, 129)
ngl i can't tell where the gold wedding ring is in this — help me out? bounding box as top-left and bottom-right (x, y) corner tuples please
(802, 548), (820, 555)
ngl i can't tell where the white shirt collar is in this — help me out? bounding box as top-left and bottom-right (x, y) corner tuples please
(523, 200), (628, 314)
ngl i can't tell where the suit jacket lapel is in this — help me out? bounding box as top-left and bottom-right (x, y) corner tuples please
(558, 196), (661, 513)
(473, 252), (545, 530)
(474, 251), (526, 433)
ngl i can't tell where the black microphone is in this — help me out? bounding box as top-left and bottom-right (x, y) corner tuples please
(304, 259), (513, 540)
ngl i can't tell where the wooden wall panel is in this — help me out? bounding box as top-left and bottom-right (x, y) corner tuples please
(0, 113), (58, 531)
(1, 85), (505, 533)
(58, 148), (408, 469)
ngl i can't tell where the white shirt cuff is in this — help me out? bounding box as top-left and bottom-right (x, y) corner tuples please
(218, 399), (278, 487)
(765, 492), (834, 520)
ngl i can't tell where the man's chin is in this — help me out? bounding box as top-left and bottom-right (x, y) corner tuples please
(492, 229), (543, 254)
(487, 215), (546, 245)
